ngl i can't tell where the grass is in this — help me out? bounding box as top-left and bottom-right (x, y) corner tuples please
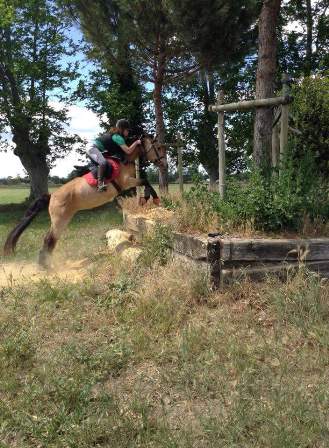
(0, 183), (193, 205)
(0, 190), (122, 264)
(1, 190), (329, 447)
(0, 185), (60, 205)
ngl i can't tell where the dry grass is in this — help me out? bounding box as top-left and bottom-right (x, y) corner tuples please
(1, 206), (329, 446)
(1, 246), (329, 447)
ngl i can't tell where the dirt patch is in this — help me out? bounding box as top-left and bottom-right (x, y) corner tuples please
(0, 258), (90, 288)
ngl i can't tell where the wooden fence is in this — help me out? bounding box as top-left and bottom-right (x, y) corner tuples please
(208, 74), (293, 198)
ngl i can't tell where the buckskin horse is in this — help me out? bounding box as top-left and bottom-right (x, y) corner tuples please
(4, 135), (167, 268)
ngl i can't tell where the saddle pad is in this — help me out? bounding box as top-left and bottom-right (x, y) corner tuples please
(83, 158), (120, 187)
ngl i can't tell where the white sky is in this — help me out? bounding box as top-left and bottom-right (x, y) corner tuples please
(0, 104), (102, 178)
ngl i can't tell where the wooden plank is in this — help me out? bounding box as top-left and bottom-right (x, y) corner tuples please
(217, 90), (225, 199)
(272, 123), (280, 168)
(220, 238), (329, 262)
(172, 232), (208, 260)
(208, 95), (292, 113)
(280, 75), (290, 163)
(221, 260), (329, 283)
(177, 145), (184, 195)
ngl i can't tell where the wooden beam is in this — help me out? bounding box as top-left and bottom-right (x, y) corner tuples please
(208, 95), (292, 113)
(175, 132), (184, 196)
(280, 74), (290, 163)
(272, 123), (280, 168)
(219, 238), (329, 262)
(177, 145), (184, 195)
(217, 90), (225, 199)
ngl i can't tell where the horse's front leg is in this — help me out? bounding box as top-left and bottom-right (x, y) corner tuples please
(125, 176), (148, 189)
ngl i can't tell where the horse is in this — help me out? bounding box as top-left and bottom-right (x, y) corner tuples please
(4, 135), (167, 269)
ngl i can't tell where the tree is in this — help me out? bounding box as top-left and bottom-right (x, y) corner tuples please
(253, 0), (282, 170)
(0, 0), (81, 199)
(74, 66), (145, 137)
(69, 0), (259, 192)
(279, 0), (329, 77)
(292, 74), (329, 175)
(66, 0), (145, 136)
(162, 58), (256, 187)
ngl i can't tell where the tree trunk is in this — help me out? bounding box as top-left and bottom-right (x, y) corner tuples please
(153, 76), (168, 193)
(153, 80), (165, 143)
(305, 0), (313, 76)
(253, 0), (282, 171)
(208, 169), (218, 192)
(28, 162), (49, 200)
(19, 150), (49, 200)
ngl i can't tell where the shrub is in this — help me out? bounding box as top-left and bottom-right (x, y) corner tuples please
(138, 223), (173, 267)
(291, 74), (329, 176)
(164, 152), (329, 233)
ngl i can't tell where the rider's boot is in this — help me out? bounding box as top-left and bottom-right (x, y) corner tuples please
(97, 164), (107, 192)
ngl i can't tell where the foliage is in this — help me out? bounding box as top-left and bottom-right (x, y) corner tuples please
(0, 0), (82, 197)
(138, 223), (173, 267)
(279, 0), (329, 76)
(225, 155), (328, 231)
(166, 152), (329, 233)
(291, 74), (329, 175)
(0, 0), (14, 26)
(167, 0), (259, 69)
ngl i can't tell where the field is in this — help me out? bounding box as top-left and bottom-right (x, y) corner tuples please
(0, 183), (193, 205)
(1, 187), (329, 447)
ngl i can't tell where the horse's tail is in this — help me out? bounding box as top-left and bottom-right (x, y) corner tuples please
(3, 194), (51, 256)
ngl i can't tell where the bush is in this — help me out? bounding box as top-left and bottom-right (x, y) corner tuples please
(138, 223), (173, 267)
(291, 74), (329, 176)
(165, 152), (329, 233)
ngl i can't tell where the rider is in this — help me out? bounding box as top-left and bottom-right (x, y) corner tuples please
(86, 119), (142, 192)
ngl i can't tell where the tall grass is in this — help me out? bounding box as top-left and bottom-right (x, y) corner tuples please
(1, 190), (329, 446)
(1, 243), (329, 447)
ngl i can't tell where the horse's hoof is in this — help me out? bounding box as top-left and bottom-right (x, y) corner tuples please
(139, 197), (147, 206)
(38, 252), (52, 271)
(153, 198), (160, 206)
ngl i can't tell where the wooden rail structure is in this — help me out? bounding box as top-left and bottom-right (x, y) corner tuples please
(208, 74), (293, 198)
(123, 211), (329, 288)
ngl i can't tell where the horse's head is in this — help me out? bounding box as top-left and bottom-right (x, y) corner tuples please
(139, 135), (167, 171)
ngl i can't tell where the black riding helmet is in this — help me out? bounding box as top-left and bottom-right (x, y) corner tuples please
(116, 119), (130, 132)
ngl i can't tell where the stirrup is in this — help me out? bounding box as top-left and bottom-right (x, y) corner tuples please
(97, 181), (107, 192)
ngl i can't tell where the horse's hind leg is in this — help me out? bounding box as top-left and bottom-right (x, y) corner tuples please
(38, 212), (74, 270)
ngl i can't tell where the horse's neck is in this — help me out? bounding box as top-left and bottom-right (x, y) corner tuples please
(126, 147), (140, 162)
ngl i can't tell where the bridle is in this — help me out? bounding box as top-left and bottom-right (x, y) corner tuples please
(139, 135), (166, 166)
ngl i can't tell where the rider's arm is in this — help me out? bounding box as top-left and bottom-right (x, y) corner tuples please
(112, 134), (141, 155)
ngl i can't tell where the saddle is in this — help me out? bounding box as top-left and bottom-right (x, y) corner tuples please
(82, 157), (121, 188)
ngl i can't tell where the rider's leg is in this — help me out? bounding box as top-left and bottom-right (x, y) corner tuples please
(97, 161), (108, 192)
(86, 144), (108, 192)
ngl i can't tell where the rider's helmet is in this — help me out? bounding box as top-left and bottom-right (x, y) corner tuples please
(116, 119), (130, 133)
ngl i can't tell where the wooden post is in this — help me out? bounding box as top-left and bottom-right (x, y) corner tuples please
(280, 74), (290, 163)
(217, 90), (225, 199)
(272, 123), (280, 168)
(135, 157), (141, 204)
(177, 145), (184, 195)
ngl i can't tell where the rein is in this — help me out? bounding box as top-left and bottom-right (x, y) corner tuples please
(140, 137), (166, 165)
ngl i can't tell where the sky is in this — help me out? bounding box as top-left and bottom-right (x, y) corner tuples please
(0, 104), (102, 178)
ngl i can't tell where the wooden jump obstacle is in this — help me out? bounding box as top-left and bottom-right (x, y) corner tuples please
(208, 74), (293, 199)
(123, 211), (329, 288)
